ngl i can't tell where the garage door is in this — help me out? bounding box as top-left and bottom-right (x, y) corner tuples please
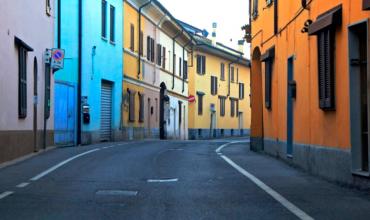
(101, 83), (112, 141)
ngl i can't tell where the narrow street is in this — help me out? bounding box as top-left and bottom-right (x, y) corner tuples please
(0, 139), (369, 220)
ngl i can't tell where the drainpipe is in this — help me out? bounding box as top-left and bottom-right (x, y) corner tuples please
(172, 30), (183, 90)
(138, 0), (153, 79)
(57, 0), (61, 48)
(182, 39), (192, 93)
(77, 0), (82, 145)
(228, 56), (241, 97)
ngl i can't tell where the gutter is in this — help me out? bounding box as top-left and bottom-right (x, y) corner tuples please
(172, 30), (183, 90)
(138, 0), (153, 79)
(182, 39), (192, 93)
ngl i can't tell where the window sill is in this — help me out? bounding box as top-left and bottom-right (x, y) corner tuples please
(352, 170), (370, 177)
(102, 36), (108, 42)
(110, 41), (116, 46)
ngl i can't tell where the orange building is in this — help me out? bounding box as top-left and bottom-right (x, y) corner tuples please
(249, 0), (370, 187)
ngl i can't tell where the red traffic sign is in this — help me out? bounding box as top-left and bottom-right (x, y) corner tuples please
(188, 95), (196, 103)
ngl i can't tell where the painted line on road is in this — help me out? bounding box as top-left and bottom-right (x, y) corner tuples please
(0, 191), (14, 200)
(215, 141), (250, 153)
(16, 182), (30, 188)
(30, 148), (101, 181)
(217, 142), (314, 220)
(102, 145), (115, 149)
(147, 178), (179, 183)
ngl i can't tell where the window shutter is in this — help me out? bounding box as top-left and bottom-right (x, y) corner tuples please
(318, 29), (335, 110)
(157, 44), (162, 66)
(221, 63), (225, 80)
(197, 93), (204, 115)
(215, 77), (218, 94)
(236, 100), (239, 117)
(129, 91), (136, 122)
(179, 57), (182, 77)
(183, 60), (188, 79)
(19, 47), (27, 118)
(147, 36), (151, 61)
(110, 6), (115, 42)
(139, 31), (143, 55)
(231, 99), (235, 117)
(139, 93), (144, 122)
(211, 77), (214, 95)
(231, 67), (235, 82)
(101, 0), (107, 38)
(162, 47), (166, 69)
(130, 24), (134, 51)
(151, 38), (155, 62)
(196, 55), (201, 74)
(202, 56), (206, 74)
(265, 60), (272, 109)
(237, 68), (239, 83)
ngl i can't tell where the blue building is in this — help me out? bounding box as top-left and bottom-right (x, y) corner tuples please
(54, 0), (123, 145)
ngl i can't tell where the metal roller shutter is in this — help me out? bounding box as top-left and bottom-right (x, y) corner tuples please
(101, 83), (112, 141)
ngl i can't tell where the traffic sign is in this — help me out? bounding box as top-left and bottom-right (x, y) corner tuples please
(51, 48), (65, 70)
(188, 95), (196, 103)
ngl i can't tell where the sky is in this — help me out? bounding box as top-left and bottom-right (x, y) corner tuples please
(157, 0), (250, 57)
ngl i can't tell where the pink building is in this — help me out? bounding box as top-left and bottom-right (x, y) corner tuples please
(0, 0), (55, 163)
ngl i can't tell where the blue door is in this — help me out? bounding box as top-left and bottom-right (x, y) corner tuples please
(287, 57), (294, 156)
(55, 82), (76, 146)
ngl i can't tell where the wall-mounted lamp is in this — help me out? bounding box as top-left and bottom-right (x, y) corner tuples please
(301, 19), (313, 33)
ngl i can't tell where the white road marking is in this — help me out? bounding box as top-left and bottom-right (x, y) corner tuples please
(102, 145), (115, 149)
(217, 142), (314, 220)
(16, 182), (30, 188)
(0, 191), (14, 200)
(147, 178), (179, 183)
(215, 140), (250, 153)
(30, 148), (100, 181)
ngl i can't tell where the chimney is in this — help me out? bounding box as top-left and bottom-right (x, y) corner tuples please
(211, 22), (217, 46)
(238, 40), (245, 54)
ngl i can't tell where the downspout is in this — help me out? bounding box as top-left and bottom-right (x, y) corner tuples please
(227, 56), (241, 97)
(172, 30), (183, 90)
(138, 0), (153, 79)
(153, 14), (167, 84)
(182, 39), (192, 93)
(77, 0), (82, 145)
(57, 0), (61, 48)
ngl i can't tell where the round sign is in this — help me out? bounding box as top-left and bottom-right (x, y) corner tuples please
(188, 95), (196, 103)
(52, 50), (64, 61)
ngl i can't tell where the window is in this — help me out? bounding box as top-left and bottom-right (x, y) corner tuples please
(219, 96), (226, 117)
(146, 36), (155, 62)
(318, 29), (335, 110)
(101, 0), (107, 38)
(157, 44), (162, 66)
(15, 37), (33, 119)
(110, 5), (115, 43)
(173, 54), (176, 74)
(139, 31), (143, 56)
(230, 98), (236, 117)
(239, 83), (245, 99)
(183, 60), (188, 79)
(197, 92), (205, 115)
(162, 47), (166, 69)
(220, 63), (225, 80)
(139, 93), (144, 123)
(18, 47), (28, 118)
(130, 24), (135, 52)
(179, 57), (182, 77)
(128, 90), (136, 122)
(252, 0), (258, 19)
(196, 55), (206, 75)
(230, 66), (235, 82)
(211, 76), (218, 95)
(264, 59), (273, 109)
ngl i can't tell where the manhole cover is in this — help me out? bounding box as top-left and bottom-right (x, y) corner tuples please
(96, 190), (138, 197)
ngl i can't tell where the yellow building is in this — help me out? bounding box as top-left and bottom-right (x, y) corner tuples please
(182, 22), (251, 139)
(123, 0), (193, 140)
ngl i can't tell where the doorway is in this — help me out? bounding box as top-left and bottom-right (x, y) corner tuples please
(239, 112), (244, 136)
(100, 82), (113, 142)
(349, 20), (369, 174)
(287, 56), (294, 157)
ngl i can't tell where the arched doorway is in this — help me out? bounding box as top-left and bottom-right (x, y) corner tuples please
(160, 82), (169, 139)
(251, 47), (264, 151)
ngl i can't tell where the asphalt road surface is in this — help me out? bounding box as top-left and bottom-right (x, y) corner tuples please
(0, 139), (370, 220)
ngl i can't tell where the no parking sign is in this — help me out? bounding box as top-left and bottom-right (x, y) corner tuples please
(51, 48), (65, 70)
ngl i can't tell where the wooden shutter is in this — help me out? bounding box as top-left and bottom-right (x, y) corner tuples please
(110, 6), (115, 42)
(318, 29), (335, 110)
(265, 60), (272, 109)
(157, 44), (162, 66)
(202, 56), (206, 74)
(221, 63), (225, 80)
(128, 90), (136, 122)
(139, 93), (144, 122)
(219, 97), (226, 117)
(130, 24), (134, 51)
(162, 47), (166, 69)
(19, 47), (27, 118)
(239, 83), (245, 99)
(179, 57), (182, 77)
(147, 36), (151, 61)
(197, 92), (204, 115)
(183, 60), (188, 79)
(211, 77), (214, 95)
(151, 38), (155, 62)
(196, 55), (201, 74)
(139, 31), (143, 55)
(237, 68), (239, 83)
(231, 67), (235, 82)
(101, 0), (107, 38)
(230, 99), (235, 117)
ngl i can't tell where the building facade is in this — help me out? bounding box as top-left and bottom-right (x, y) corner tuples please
(0, 0), (55, 163)
(123, 0), (193, 140)
(249, 0), (370, 187)
(55, 0), (123, 145)
(186, 31), (251, 140)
